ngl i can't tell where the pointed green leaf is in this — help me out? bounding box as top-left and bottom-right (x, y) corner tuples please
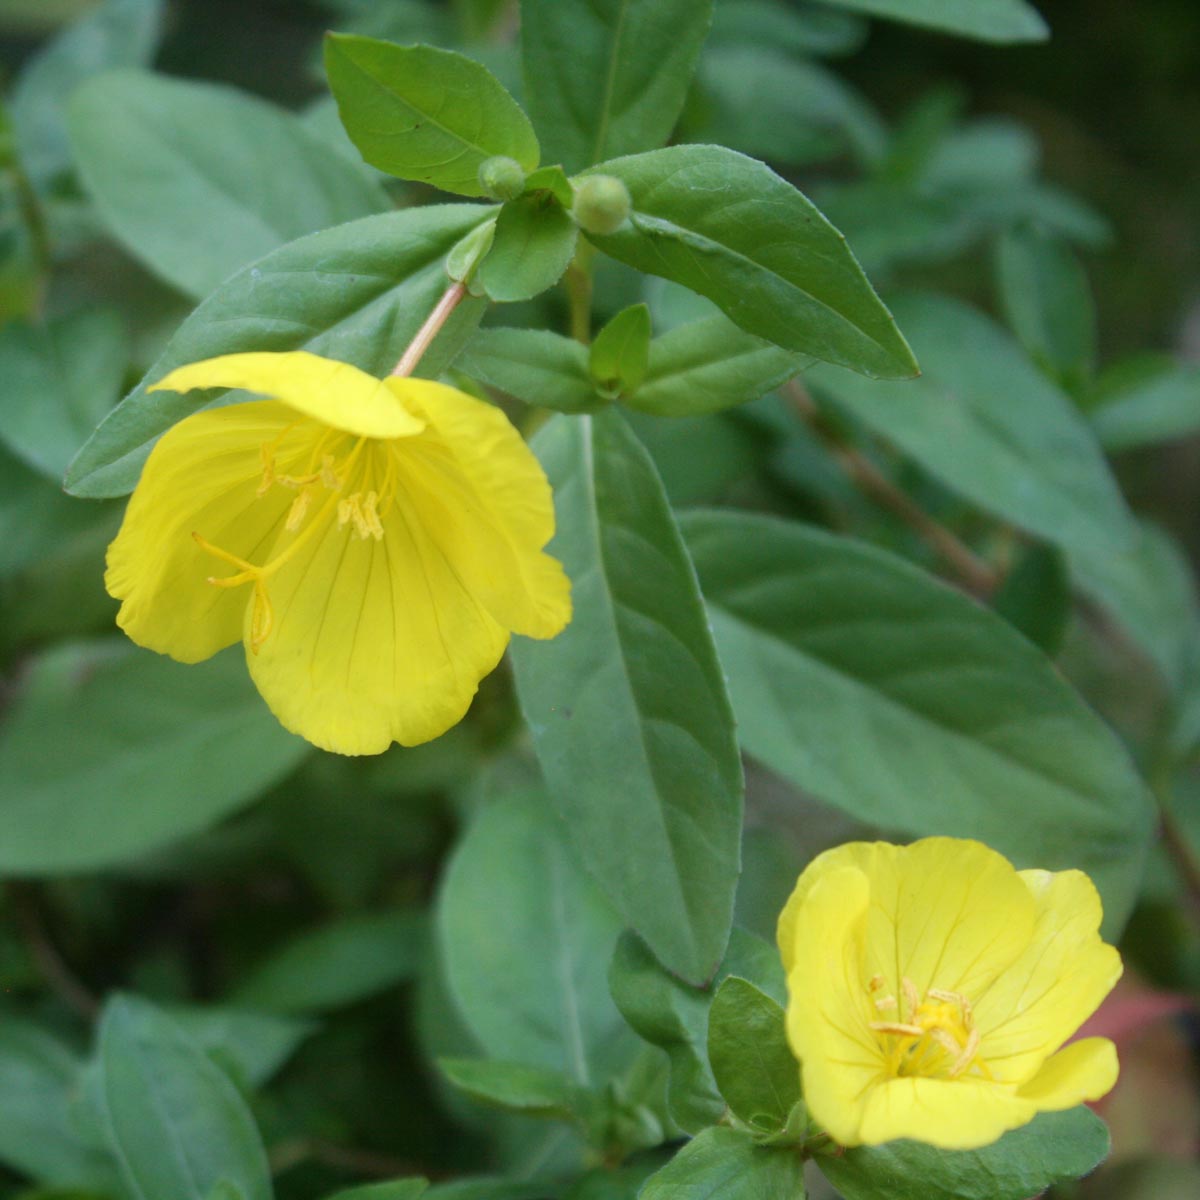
(706, 978), (799, 1133)
(681, 510), (1154, 935)
(1090, 355), (1200, 452)
(628, 316), (805, 417)
(583, 146), (917, 379)
(478, 193), (578, 302)
(806, 293), (1135, 565)
(589, 303), (651, 397)
(68, 68), (390, 299)
(608, 929), (783, 1134)
(325, 35), (539, 196)
(521, 0), (715, 174)
(99, 996), (271, 1200)
(641, 1128), (805, 1200)
(818, 0), (1048, 44)
(66, 204), (489, 498)
(511, 412), (743, 984)
(820, 1106), (1109, 1200)
(457, 328), (603, 413)
(326, 1182), (429, 1200)
(438, 1058), (582, 1119)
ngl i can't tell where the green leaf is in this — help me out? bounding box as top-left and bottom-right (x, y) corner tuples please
(521, 0), (715, 174)
(991, 542), (1071, 656)
(9, 0), (162, 184)
(818, 0), (1048, 44)
(628, 316), (805, 417)
(425, 1182), (544, 1200)
(806, 293), (1136, 566)
(324, 35), (539, 197)
(99, 995), (271, 1200)
(438, 1058), (581, 1119)
(680, 510), (1154, 935)
(510, 412), (744, 984)
(437, 791), (640, 1084)
(0, 308), (126, 479)
(0, 641), (309, 874)
(1090, 354), (1200, 451)
(326, 1180), (429, 1200)
(706, 978), (799, 1133)
(709, 0), (867, 58)
(589, 303), (651, 397)
(68, 68), (390, 300)
(0, 1014), (114, 1188)
(583, 146), (917, 379)
(608, 928), (783, 1134)
(641, 1128), (805, 1200)
(994, 223), (1096, 385)
(230, 910), (424, 1014)
(523, 164), (574, 208)
(690, 48), (885, 168)
(165, 1007), (313, 1087)
(478, 193), (578, 302)
(65, 204), (489, 498)
(820, 1106), (1110, 1200)
(457, 328), (602, 413)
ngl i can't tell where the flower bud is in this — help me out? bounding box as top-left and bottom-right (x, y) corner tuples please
(477, 155), (527, 202)
(572, 175), (632, 235)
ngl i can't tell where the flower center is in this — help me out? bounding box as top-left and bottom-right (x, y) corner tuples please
(867, 975), (992, 1082)
(191, 424), (401, 653)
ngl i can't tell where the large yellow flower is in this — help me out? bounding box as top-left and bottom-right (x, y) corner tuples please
(778, 837), (1121, 1150)
(106, 351), (570, 755)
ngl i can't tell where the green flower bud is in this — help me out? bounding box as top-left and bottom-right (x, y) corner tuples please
(572, 175), (632, 235)
(478, 155), (527, 202)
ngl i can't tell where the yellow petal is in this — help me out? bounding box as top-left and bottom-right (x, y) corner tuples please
(152, 351), (426, 440)
(1017, 1037), (1118, 1109)
(244, 465), (509, 754)
(976, 870), (1122, 1083)
(390, 377), (571, 639)
(784, 864), (884, 1148)
(857, 1075), (1037, 1150)
(106, 401), (298, 662)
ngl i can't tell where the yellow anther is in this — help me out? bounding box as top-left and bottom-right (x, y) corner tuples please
(869, 975), (886, 992)
(869, 1021), (923, 1037)
(249, 581), (273, 654)
(874, 995), (898, 1011)
(868, 974), (988, 1083)
(320, 454), (341, 490)
(902, 977), (921, 1019)
(286, 489), (312, 532)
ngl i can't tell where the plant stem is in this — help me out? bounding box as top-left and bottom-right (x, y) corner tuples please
(785, 380), (999, 597)
(391, 280), (468, 377)
(6, 882), (98, 1020)
(565, 242), (595, 344)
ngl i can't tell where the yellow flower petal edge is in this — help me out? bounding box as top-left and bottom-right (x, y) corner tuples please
(778, 837), (1121, 1150)
(109, 350), (571, 755)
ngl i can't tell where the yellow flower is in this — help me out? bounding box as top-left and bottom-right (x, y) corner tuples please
(106, 351), (570, 755)
(778, 837), (1121, 1150)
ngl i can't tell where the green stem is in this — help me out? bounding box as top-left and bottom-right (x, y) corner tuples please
(565, 242), (595, 344)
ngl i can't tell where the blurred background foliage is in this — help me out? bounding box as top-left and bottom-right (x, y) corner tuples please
(0, 1), (1198, 1198)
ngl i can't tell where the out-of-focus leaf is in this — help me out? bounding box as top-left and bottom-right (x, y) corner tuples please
(0, 1014), (114, 1188)
(521, 0), (714, 174)
(166, 1007), (313, 1086)
(807, 293), (1135, 565)
(820, 1106), (1109, 1200)
(682, 510), (1154, 935)
(709, 0), (867, 58)
(1090, 354), (1200, 451)
(230, 910), (424, 1014)
(0, 308), (126, 479)
(437, 791), (640, 1084)
(438, 1058), (581, 1119)
(66, 204), (490, 498)
(0, 641), (308, 874)
(818, 0), (1047, 44)
(584, 146), (918, 379)
(68, 69), (390, 299)
(588, 303), (651, 397)
(324, 35), (539, 196)
(99, 996), (271, 1200)
(991, 542), (1071, 657)
(9, 0), (162, 184)
(995, 223), (1096, 385)
(326, 1181), (429, 1200)
(511, 412), (744, 984)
